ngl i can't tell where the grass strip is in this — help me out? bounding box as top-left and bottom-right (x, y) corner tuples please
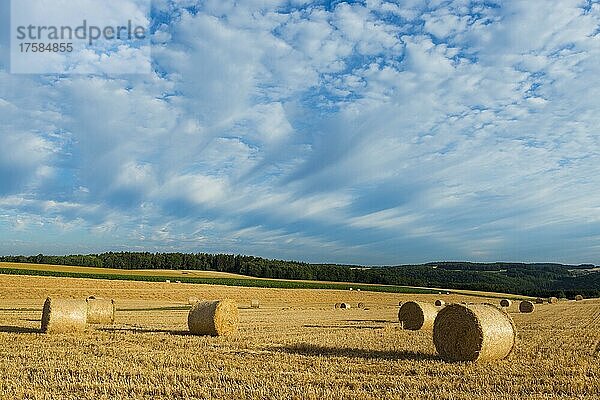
(0, 267), (438, 295)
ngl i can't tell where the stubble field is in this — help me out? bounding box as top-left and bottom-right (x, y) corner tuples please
(0, 274), (599, 399)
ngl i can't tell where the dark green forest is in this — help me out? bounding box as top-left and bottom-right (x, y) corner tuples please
(1, 253), (598, 298)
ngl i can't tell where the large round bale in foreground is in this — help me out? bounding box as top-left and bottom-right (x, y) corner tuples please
(188, 300), (238, 336)
(41, 297), (87, 334)
(434, 303), (516, 362)
(435, 299), (446, 307)
(548, 297), (558, 304)
(499, 299), (512, 308)
(575, 295), (584, 301)
(398, 301), (439, 330)
(519, 300), (535, 313)
(86, 297), (115, 324)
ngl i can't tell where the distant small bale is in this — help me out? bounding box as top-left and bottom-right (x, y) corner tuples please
(548, 297), (558, 304)
(499, 299), (512, 308)
(445, 291), (451, 295)
(575, 295), (584, 301)
(349, 288), (353, 291)
(340, 303), (351, 309)
(435, 299), (446, 307)
(433, 303), (516, 362)
(188, 299), (238, 336)
(398, 301), (439, 330)
(535, 297), (544, 304)
(334, 303), (341, 309)
(176, 281), (182, 284)
(357, 289), (361, 292)
(357, 302), (365, 309)
(188, 297), (200, 305)
(519, 301), (535, 313)
(41, 297), (87, 334)
(86, 297), (115, 324)
(165, 280), (171, 284)
(250, 299), (260, 309)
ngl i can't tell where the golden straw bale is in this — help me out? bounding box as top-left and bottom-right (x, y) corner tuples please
(357, 302), (365, 309)
(40, 297), (87, 334)
(339, 303), (351, 309)
(499, 299), (512, 308)
(575, 295), (584, 301)
(535, 297), (544, 304)
(548, 297), (558, 304)
(188, 297), (200, 305)
(519, 301), (535, 313)
(334, 303), (341, 309)
(435, 299), (446, 307)
(433, 303), (516, 362)
(397, 301), (439, 330)
(250, 299), (260, 309)
(188, 299), (238, 336)
(86, 298), (115, 324)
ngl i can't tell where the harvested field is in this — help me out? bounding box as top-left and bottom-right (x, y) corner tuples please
(0, 274), (599, 399)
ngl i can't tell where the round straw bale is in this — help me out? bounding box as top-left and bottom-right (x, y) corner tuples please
(188, 299), (238, 336)
(435, 299), (446, 307)
(334, 303), (341, 309)
(398, 301), (439, 330)
(41, 297), (87, 333)
(433, 303), (516, 362)
(535, 297), (544, 304)
(519, 300), (535, 313)
(86, 298), (115, 324)
(548, 297), (558, 304)
(340, 303), (351, 309)
(357, 302), (365, 309)
(575, 295), (584, 301)
(499, 299), (512, 308)
(188, 297), (200, 305)
(250, 299), (260, 309)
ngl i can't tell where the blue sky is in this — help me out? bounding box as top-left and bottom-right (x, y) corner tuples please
(0, 0), (599, 265)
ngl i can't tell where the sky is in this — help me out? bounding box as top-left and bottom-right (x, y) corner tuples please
(0, 0), (599, 265)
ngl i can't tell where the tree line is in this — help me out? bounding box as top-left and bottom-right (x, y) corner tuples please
(1, 252), (598, 298)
